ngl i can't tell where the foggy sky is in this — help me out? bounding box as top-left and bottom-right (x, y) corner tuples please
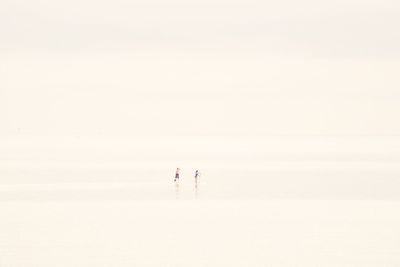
(1, 0), (400, 136)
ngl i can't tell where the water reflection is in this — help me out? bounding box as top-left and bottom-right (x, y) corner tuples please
(194, 177), (198, 198)
(174, 181), (179, 199)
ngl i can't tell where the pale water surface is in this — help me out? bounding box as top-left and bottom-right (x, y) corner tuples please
(1, 136), (400, 266)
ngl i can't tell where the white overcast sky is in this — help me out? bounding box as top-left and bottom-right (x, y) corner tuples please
(1, 0), (400, 136)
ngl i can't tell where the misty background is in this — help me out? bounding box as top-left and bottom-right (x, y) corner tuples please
(1, 2), (400, 266)
(1, 0), (400, 136)
(1, 0), (400, 195)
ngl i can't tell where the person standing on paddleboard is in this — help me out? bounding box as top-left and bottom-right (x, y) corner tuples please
(174, 168), (180, 182)
(194, 170), (199, 179)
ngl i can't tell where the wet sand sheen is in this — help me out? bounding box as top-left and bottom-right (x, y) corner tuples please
(1, 198), (399, 267)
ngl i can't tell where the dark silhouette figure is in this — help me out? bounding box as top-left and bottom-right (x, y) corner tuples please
(174, 168), (180, 182)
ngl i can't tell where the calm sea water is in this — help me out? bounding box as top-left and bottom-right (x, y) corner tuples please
(1, 136), (399, 266)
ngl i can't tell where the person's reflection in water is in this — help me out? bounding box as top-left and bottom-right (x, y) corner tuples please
(175, 181), (179, 199)
(194, 178), (198, 198)
(194, 170), (200, 198)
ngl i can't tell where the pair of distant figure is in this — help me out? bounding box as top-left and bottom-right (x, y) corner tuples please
(174, 168), (199, 182)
